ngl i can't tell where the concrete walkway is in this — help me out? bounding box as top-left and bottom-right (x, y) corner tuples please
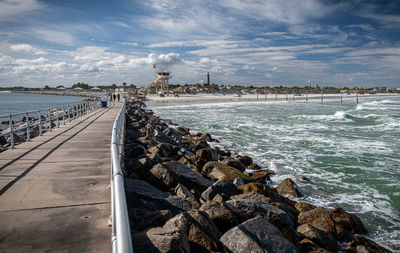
(0, 104), (121, 252)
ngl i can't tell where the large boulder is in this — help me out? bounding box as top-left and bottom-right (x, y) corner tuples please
(345, 235), (392, 253)
(236, 155), (253, 167)
(196, 147), (218, 163)
(164, 210), (227, 252)
(298, 238), (331, 253)
(295, 201), (316, 213)
(297, 224), (339, 252)
(226, 199), (294, 229)
(134, 210), (174, 232)
(199, 201), (251, 234)
(329, 207), (367, 241)
(208, 163), (254, 182)
(222, 157), (246, 172)
(200, 179), (240, 202)
(298, 207), (336, 234)
(276, 178), (302, 199)
(175, 183), (200, 209)
(220, 217), (299, 253)
(125, 178), (193, 222)
(133, 226), (190, 253)
(148, 161), (213, 192)
(163, 127), (183, 141)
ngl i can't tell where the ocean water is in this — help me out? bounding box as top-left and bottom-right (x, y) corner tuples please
(0, 92), (85, 116)
(149, 96), (400, 251)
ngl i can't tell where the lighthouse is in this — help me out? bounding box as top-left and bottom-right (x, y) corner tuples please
(206, 72), (210, 85)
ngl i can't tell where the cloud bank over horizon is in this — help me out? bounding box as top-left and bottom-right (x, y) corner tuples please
(0, 0), (399, 88)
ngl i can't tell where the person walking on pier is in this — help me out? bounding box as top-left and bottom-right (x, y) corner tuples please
(113, 94), (116, 101)
(117, 93), (120, 102)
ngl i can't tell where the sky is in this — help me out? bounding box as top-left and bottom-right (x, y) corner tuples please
(0, 0), (400, 88)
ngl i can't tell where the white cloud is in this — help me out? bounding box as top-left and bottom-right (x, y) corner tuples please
(0, 0), (41, 21)
(32, 28), (76, 45)
(10, 44), (45, 55)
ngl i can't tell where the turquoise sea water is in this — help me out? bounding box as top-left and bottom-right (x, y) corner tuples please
(149, 96), (400, 251)
(0, 92), (85, 116)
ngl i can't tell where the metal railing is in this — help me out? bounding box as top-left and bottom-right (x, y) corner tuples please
(110, 99), (133, 253)
(0, 100), (101, 149)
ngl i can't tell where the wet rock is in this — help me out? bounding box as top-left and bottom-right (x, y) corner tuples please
(298, 207), (336, 234)
(329, 206), (368, 241)
(200, 179), (240, 202)
(175, 183), (200, 209)
(298, 238), (331, 253)
(148, 161), (213, 192)
(247, 170), (270, 182)
(175, 126), (190, 136)
(297, 224), (339, 251)
(199, 201), (251, 234)
(277, 178), (303, 199)
(226, 199), (294, 228)
(164, 210), (226, 252)
(222, 157), (246, 172)
(236, 155), (253, 167)
(295, 201), (316, 213)
(297, 175), (312, 183)
(209, 163), (254, 182)
(220, 217), (299, 253)
(345, 235), (392, 253)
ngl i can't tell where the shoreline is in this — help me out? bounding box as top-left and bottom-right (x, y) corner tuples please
(124, 100), (393, 252)
(145, 92), (399, 106)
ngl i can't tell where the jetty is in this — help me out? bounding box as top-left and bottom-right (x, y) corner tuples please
(0, 103), (122, 252)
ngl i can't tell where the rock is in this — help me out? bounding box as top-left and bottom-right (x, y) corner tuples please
(200, 201), (251, 234)
(345, 235), (392, 253)
(233, 177), (244, 187)
(164, 211), (226, 252)
(163, 127), (183, 141)
(238, 182), (268, 194)
(154, 128), (172, 143)
(222, 157), (246, 172)
(329, 207), (368, 241)
(125, 178), (170, 200)
(231, 191), (271, 202)
(298, 207), (336, 234)
(134, 210), (174, 231)
(133, 226), (191, 253)
(226, 199), (294, 228)
(295, 201), (316, 213)
(247, 163), (263, 171)
(220, 217), (299, 253)
(196, 147), (218, 163)
(297, 175), (312, 183)
(298, 238), (331, 253)
(125, 156), (155, 178)
(209, 163), (254, 182)
(175, 126), (190, 136)
(200, 179), (240, 202)
(297, 224), (339, 251)
(236, 155), (253, 167)
(148, 161), (213, 192)
(175, 183), (200, 209)
(247, 170), (270, 182)
(277, 178), (303, 199)
(201, 161), (217, 176)
(125, 178), (192, 222)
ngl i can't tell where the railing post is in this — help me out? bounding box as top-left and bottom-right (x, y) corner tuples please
(26, 113), (30, 142)
(9, 115), (14, 149)
(56, 108), (60, 128)
(74, 105), (77, 120)
(48, 109), (52, 132)
(38, 111), (42, 136)
(63, 106), (66, 125)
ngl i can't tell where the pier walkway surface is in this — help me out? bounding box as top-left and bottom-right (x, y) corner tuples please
(0, 103), (121, 252)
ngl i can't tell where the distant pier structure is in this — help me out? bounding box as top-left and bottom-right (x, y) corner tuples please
(145, 70), (172, 95)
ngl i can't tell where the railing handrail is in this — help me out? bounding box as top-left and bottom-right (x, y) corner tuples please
(0, 100), (102, 148)
(0, 100), (92, 119)
(110, 99), (133, 253)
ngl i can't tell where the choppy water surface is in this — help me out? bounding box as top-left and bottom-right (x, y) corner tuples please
(149, 96), (400, 251)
